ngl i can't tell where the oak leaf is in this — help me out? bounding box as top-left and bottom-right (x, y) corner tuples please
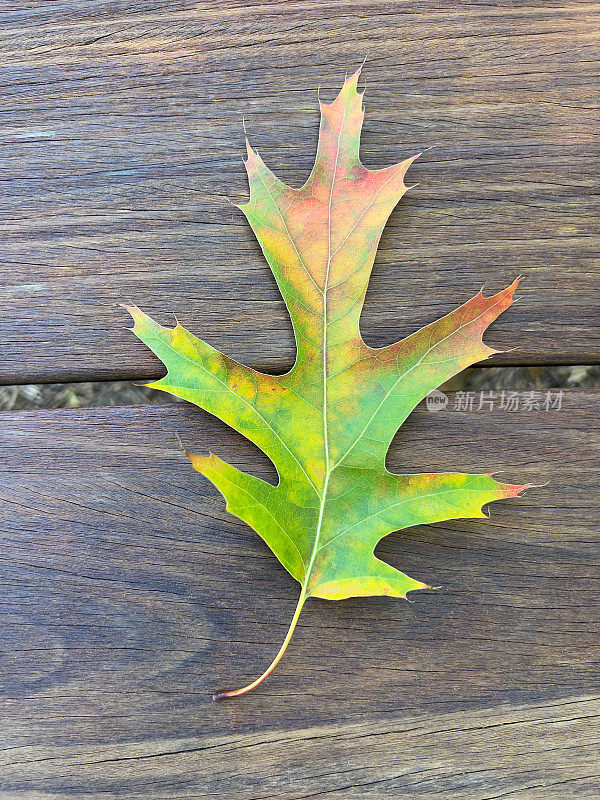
(125, 70), (528, 699)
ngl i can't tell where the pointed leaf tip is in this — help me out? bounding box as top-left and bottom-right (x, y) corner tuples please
(346, 66), (362, 90)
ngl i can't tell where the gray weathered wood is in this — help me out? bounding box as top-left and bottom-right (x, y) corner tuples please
(1, 1), (599, 383)
(1, 392), (598, 797)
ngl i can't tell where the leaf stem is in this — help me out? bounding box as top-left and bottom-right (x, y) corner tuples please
(212, 588), (307, 701)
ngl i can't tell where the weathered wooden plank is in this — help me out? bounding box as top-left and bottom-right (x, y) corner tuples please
(2, 698), (599, 799)
(0, 392), (598, 796)
(1, 2), (599, 382)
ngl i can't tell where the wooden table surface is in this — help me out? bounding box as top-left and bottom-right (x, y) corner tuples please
(1, 2), (599, 798)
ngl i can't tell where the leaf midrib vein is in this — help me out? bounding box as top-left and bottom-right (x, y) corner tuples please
(303, 87), (351, 592)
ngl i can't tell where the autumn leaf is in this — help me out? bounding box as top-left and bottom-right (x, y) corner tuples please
(125, 69), (528, 699)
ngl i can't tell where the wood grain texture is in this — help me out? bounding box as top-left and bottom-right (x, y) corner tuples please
(1, 392), (598, 797)
(1, 1), (599, 383)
